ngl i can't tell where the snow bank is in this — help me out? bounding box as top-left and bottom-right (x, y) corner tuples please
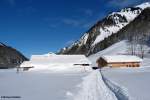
(73, 70), (117, 100)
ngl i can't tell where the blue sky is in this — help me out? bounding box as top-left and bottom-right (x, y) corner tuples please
(0, 0), (149, 57)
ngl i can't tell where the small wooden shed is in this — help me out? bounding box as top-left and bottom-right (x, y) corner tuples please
(96, 55), (142, 68)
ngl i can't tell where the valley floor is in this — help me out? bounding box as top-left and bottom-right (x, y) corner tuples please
(102, 67), (150, 100)
(0, 69), (89, 100)
(1, 66), (150, 100)
(1, 57), (150, 100)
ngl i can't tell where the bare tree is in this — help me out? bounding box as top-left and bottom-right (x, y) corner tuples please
(127, 31), (148, 58)
(127, 32), (138, 55)
(138, 33), (148, 58)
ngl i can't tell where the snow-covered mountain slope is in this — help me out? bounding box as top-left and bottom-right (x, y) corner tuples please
(59, 2), (150, 56)
(88, 40), (150, 66)
(92, 6), (142, 46)
(88, 40), (128, 66)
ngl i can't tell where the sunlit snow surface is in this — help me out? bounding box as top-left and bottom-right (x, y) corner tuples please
(89, 40), (150, 100)
(0, 69), (89, 100)
(102, 67), (150, 100)
(1, 39), (150, 100)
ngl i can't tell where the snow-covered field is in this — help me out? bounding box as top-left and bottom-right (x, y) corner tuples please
(102, 67), (150, 100)
(0, 40), (150, 100)
(0, 69), (89, 100)
(88, 40), (150, 100)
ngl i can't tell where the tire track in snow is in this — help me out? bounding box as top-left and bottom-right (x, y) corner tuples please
(101, 70), (129, 100)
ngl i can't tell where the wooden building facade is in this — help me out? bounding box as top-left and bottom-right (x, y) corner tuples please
(96, 55), (142, 68)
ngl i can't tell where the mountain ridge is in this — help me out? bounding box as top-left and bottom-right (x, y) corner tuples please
(0, 42), (28, 68)
(59, 2), (150, 56)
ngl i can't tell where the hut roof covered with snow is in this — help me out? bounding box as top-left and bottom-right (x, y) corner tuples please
(20, 54), (91, 71)
(97, 55), (143, 68)
(101, 55), (142, 63)
(30, 54), (91, 65)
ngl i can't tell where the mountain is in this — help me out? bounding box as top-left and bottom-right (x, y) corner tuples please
(0, 42), (28, 69)
(59, 2), (150, 56)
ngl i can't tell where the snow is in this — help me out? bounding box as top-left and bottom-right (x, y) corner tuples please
(65, 33), (89, 51)
(1, 2), (150, 100)
(79, 33), (89, 46)
(0, 69), (89, 100)
(0, 69), (121, 100)
(102, 67), (150, 100)
(63, 2), (150, 50)
(89, 40), (150, 66)
(119, 9), (140, 22)
(20, 54), (92, 71)
(101, 55), (142, 63)
(136, 2), (150, 9)
(92, 2), (150, 46)
(89, 39), (150, 100)
(63, 2), (150, 52)
(141, 57), (150, 67)
(92, 24), (127, 46)
(92, 4), (142, 46)
(31, 55), (91, 65)
(73, 70), (117, 100)
(102, 74), (130, 100)
(20, 61), (32, 67)
(1, 38), (150, 100)
(89, 40), (128, 66)
(43, 52), (56, 56)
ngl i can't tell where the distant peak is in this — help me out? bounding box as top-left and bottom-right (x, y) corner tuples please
(136, 2), (150, 9)
(43, 52), (56, 56)
(142, 2), (150, 5)
(0, 42), (7, 47)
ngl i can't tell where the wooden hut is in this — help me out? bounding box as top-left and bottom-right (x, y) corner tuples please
(96, 55), (142, 68)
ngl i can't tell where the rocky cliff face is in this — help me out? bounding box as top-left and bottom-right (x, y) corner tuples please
(59, 2), (150, 56)
(0, 43), (28, 69)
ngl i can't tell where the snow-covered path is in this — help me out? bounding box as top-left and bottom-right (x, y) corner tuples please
(0, 69), (131, 100)
(102, 67), (150, 100)
(101, 72), (129, 100)
(73, 70), (118, 100)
